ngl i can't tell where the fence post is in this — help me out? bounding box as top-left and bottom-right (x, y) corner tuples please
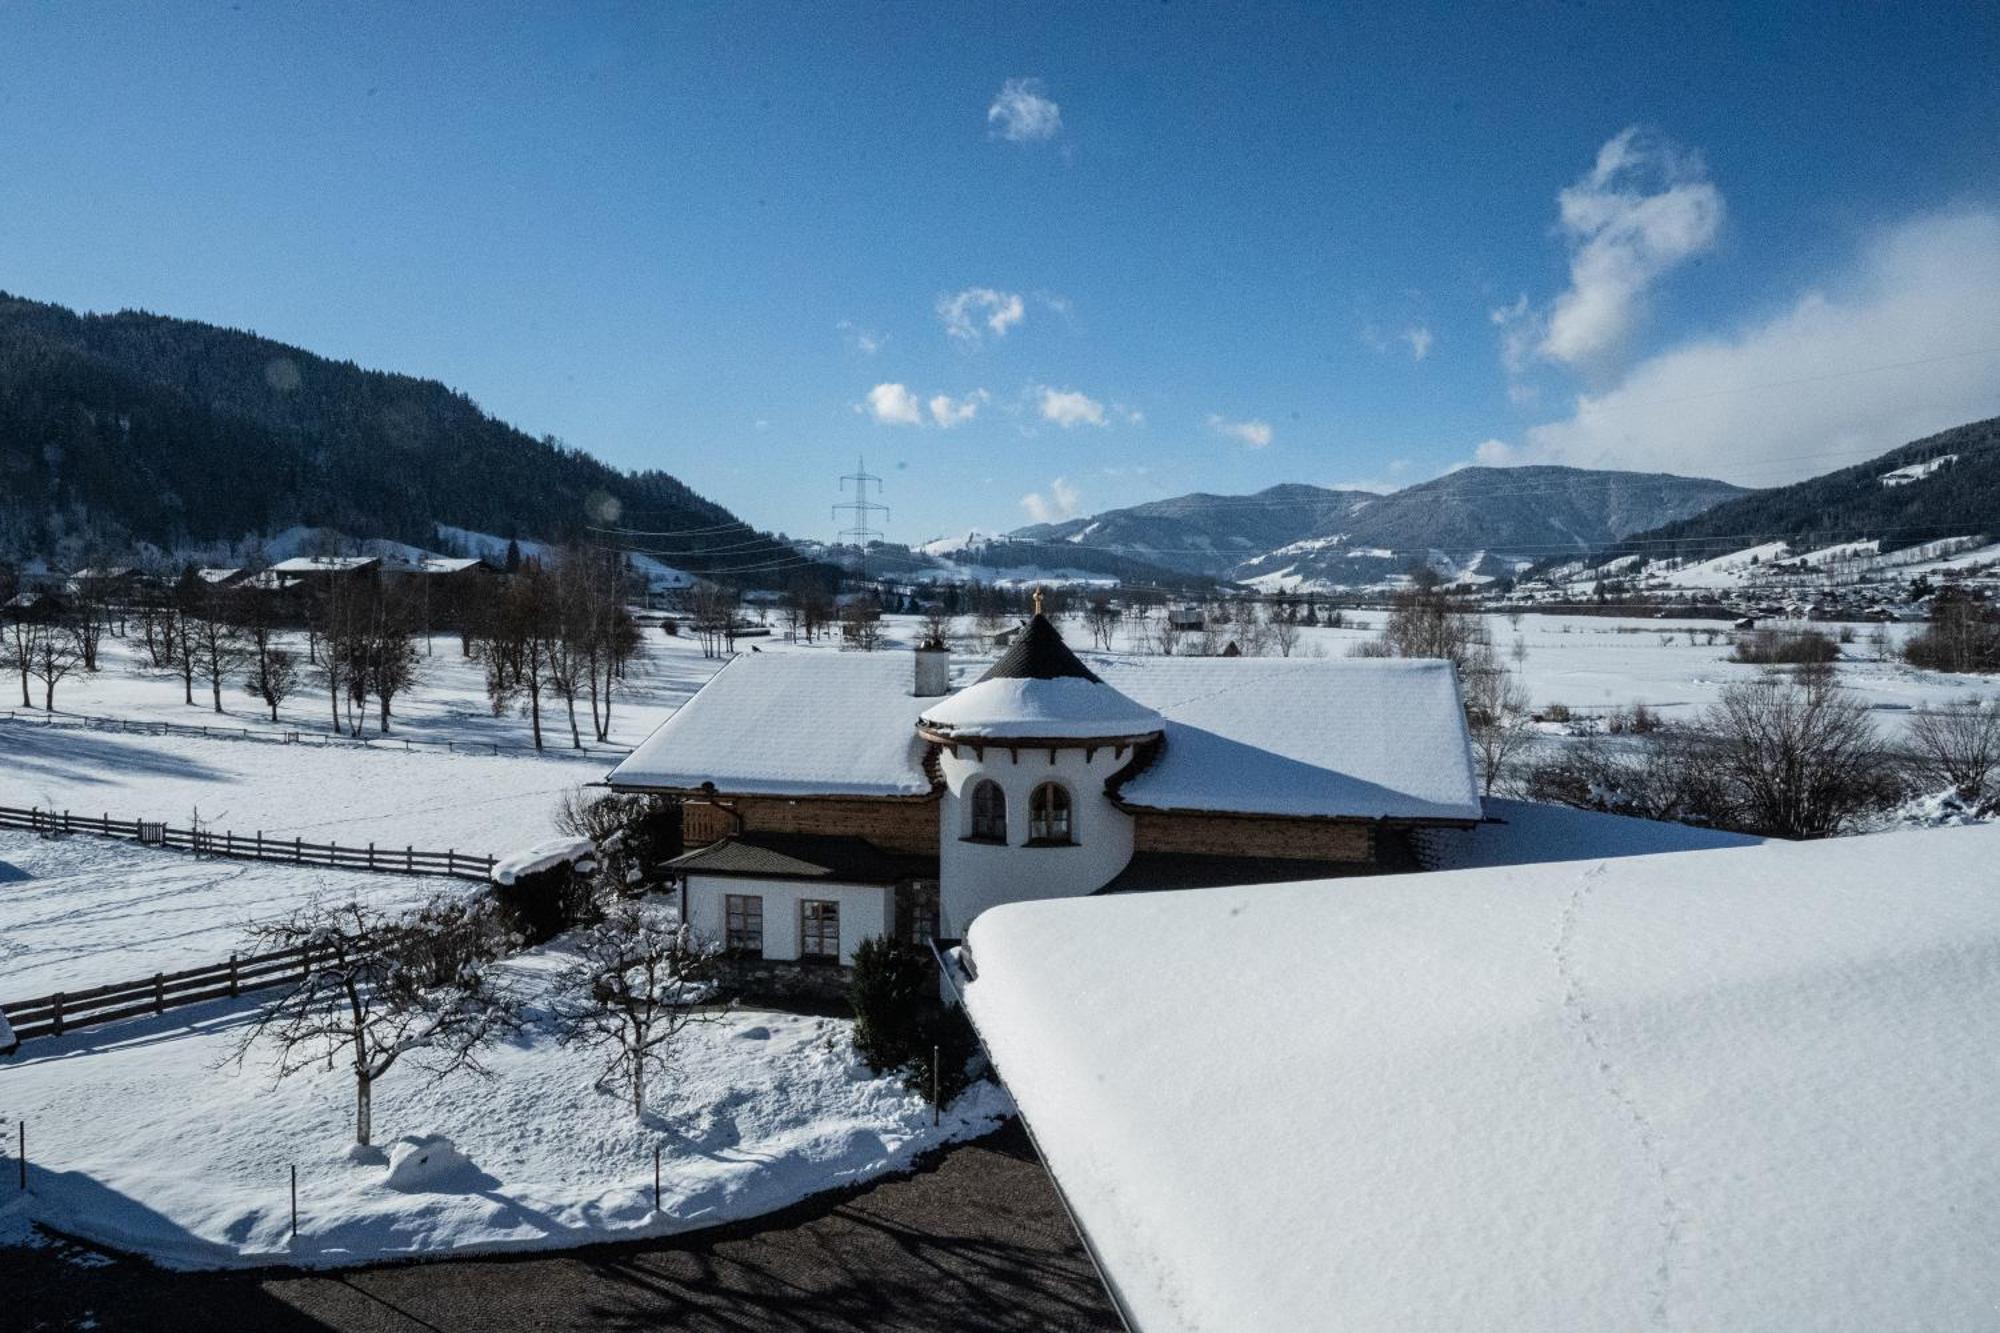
(229, 953), (239, 998)
(16, 1122), (23, 1192)
(295, 836), (302, 864)
(50, 994), (63, 1037)
(368, 842), (375, 870)
(654, 1146), (661, 1212)
(153, 972), (164, 1015)
(406, 845), (413, 872)
(291, 1163), (298, 1239)
(257, 831), (263, 858)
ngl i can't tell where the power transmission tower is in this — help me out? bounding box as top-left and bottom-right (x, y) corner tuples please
(833, 456), (888, 583)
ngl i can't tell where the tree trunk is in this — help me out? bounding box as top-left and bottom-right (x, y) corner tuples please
(211, 672), (223, 713)
(632, 1063), (645, 1120)
(43, 676), (54, 711)
(379, 692), (391, 735)
(566, 695), (581, 749)
(528, 684), (544, 750)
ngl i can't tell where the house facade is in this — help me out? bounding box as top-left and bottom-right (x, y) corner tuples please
(605, 614), (1482, 978)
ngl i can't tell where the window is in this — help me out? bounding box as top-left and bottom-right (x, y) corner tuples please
(800, 899), (840, 962)
(724, 894), (763, 954)
(1029, 782), (1073, 844)
(905, 879), (940, 946)
(969, 779), (1007, 843)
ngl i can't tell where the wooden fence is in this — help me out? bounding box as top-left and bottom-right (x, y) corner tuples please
(0, 805), (496, 881)
(1, 944), (327, 1044)
(0, 708), (631, 761)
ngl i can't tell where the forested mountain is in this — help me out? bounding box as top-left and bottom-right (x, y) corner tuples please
(1008, 467), (1748, 587)
(1597, 417), (2000, 563)
(0, 292), (813, 583)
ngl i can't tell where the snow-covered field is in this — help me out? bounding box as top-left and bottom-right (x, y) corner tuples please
(964, 822), (2000, 1332)
(0, 830), (457, 996)
(3, 939), (1008, 1269)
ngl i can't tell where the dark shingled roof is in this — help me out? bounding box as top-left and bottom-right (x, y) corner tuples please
(976, 614), (1100, 684)
(667, 833), (937, 884)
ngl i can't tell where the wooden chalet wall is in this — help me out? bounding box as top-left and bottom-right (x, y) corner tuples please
(685, 795), (939, 856)
(1130, 811), (1373, 863)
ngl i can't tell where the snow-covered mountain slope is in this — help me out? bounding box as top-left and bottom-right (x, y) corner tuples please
(1005, 468), (1746, 590)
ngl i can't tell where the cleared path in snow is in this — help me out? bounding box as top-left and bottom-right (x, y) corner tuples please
(3, 1123), (1122, 1332)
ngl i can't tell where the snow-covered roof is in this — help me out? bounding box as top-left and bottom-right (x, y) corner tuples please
(919, 676), (1165, 741)
(195, 567), (244, 583)
(919, 614), (1165, 741)
(1097, 657), (1482, 822)
(490, 837), (596, 886)
(269, 555), (379, 573)
(961, 822), (2000, 1333)
(606, 653), (938, 798)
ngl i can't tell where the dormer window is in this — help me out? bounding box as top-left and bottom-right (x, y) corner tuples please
(970, 779), (1008, 843)
(1028, 782), (1073, 845)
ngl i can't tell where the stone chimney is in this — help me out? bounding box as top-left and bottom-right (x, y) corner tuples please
(913, 638), (951, 697)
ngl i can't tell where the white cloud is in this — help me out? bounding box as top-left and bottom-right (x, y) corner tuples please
(1038, 386), (1107, 428)
(1508, 209), (2000, 484)
(1402, 326), (1434, 361)
(1020, 476), (1083, 524)
(1473, 438), (1520, 466)
(837, 320), (882, 356)
(1535, 127), (1725, 370)
(938, 288), (1025, 342)
(988, 78), (1061, 143)
(928, 389), (988, 428)
(862, 382), (924, 426)
(1208, 414), (1274, 448)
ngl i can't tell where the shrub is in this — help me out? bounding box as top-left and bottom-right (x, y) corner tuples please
(556, 790), (681, 893)
(1907, 704), (2000, 807)
(849, 936), (933, 1074)
(1903, 599), (2000, 674)
(490, 861), (599, 946)
(848, 937), (982, 1108)
(1730, 629), (1839, 665)
(902, 1005), (983, 1110)
(1702, 675), (1902, 837)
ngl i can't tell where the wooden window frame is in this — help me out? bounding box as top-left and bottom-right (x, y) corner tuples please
(1028, 781), (1075, 846)
(967, 778), (1008, 844)
(799, 898), (841, 963)
(724, 893), (764, 955)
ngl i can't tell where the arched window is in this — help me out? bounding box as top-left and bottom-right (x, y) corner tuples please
(1029, 782), (1073, 844)
(969, 779), (1007, 843)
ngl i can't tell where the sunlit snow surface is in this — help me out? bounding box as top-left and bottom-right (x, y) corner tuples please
(965, 822), (2000, 1332)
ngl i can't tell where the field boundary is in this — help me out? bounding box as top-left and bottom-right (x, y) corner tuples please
(0, 943), (330, 1044)
(0, 805), (496, 881)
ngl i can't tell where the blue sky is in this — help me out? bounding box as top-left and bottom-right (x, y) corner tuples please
(4, 2), (1997, 544)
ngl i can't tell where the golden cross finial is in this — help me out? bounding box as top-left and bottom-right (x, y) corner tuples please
(1033, 586), (1045, 616)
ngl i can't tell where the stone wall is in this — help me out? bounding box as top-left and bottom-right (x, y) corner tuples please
(713, 955), (853, 1013)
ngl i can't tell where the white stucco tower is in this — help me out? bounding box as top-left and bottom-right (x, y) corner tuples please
(917, 612), (1164, 937)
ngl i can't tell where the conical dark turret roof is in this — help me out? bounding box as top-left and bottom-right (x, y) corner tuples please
(977, 614), (1100, 684)
(918, 613), (1162, 740)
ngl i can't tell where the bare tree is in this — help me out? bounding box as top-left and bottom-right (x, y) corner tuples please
(230, 896), (515, 1147)
(1907, 703), (2000, 807)
(550, 900), (721, 1120)
(4, 612), (39, 708)
(26, 617), (84, 711)
(243, 644), (301, 722)
(1268, 604), (1302, 658)
(1379, 575), (1485, 672)
(1461, 649), (1535, 797)
(1704, 674), (1901, 838)
(186, 605), (251, 713)
(690, 583), (738, 659)
(921, 604), (956, 648)
(1084, 598), (1119, 651)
